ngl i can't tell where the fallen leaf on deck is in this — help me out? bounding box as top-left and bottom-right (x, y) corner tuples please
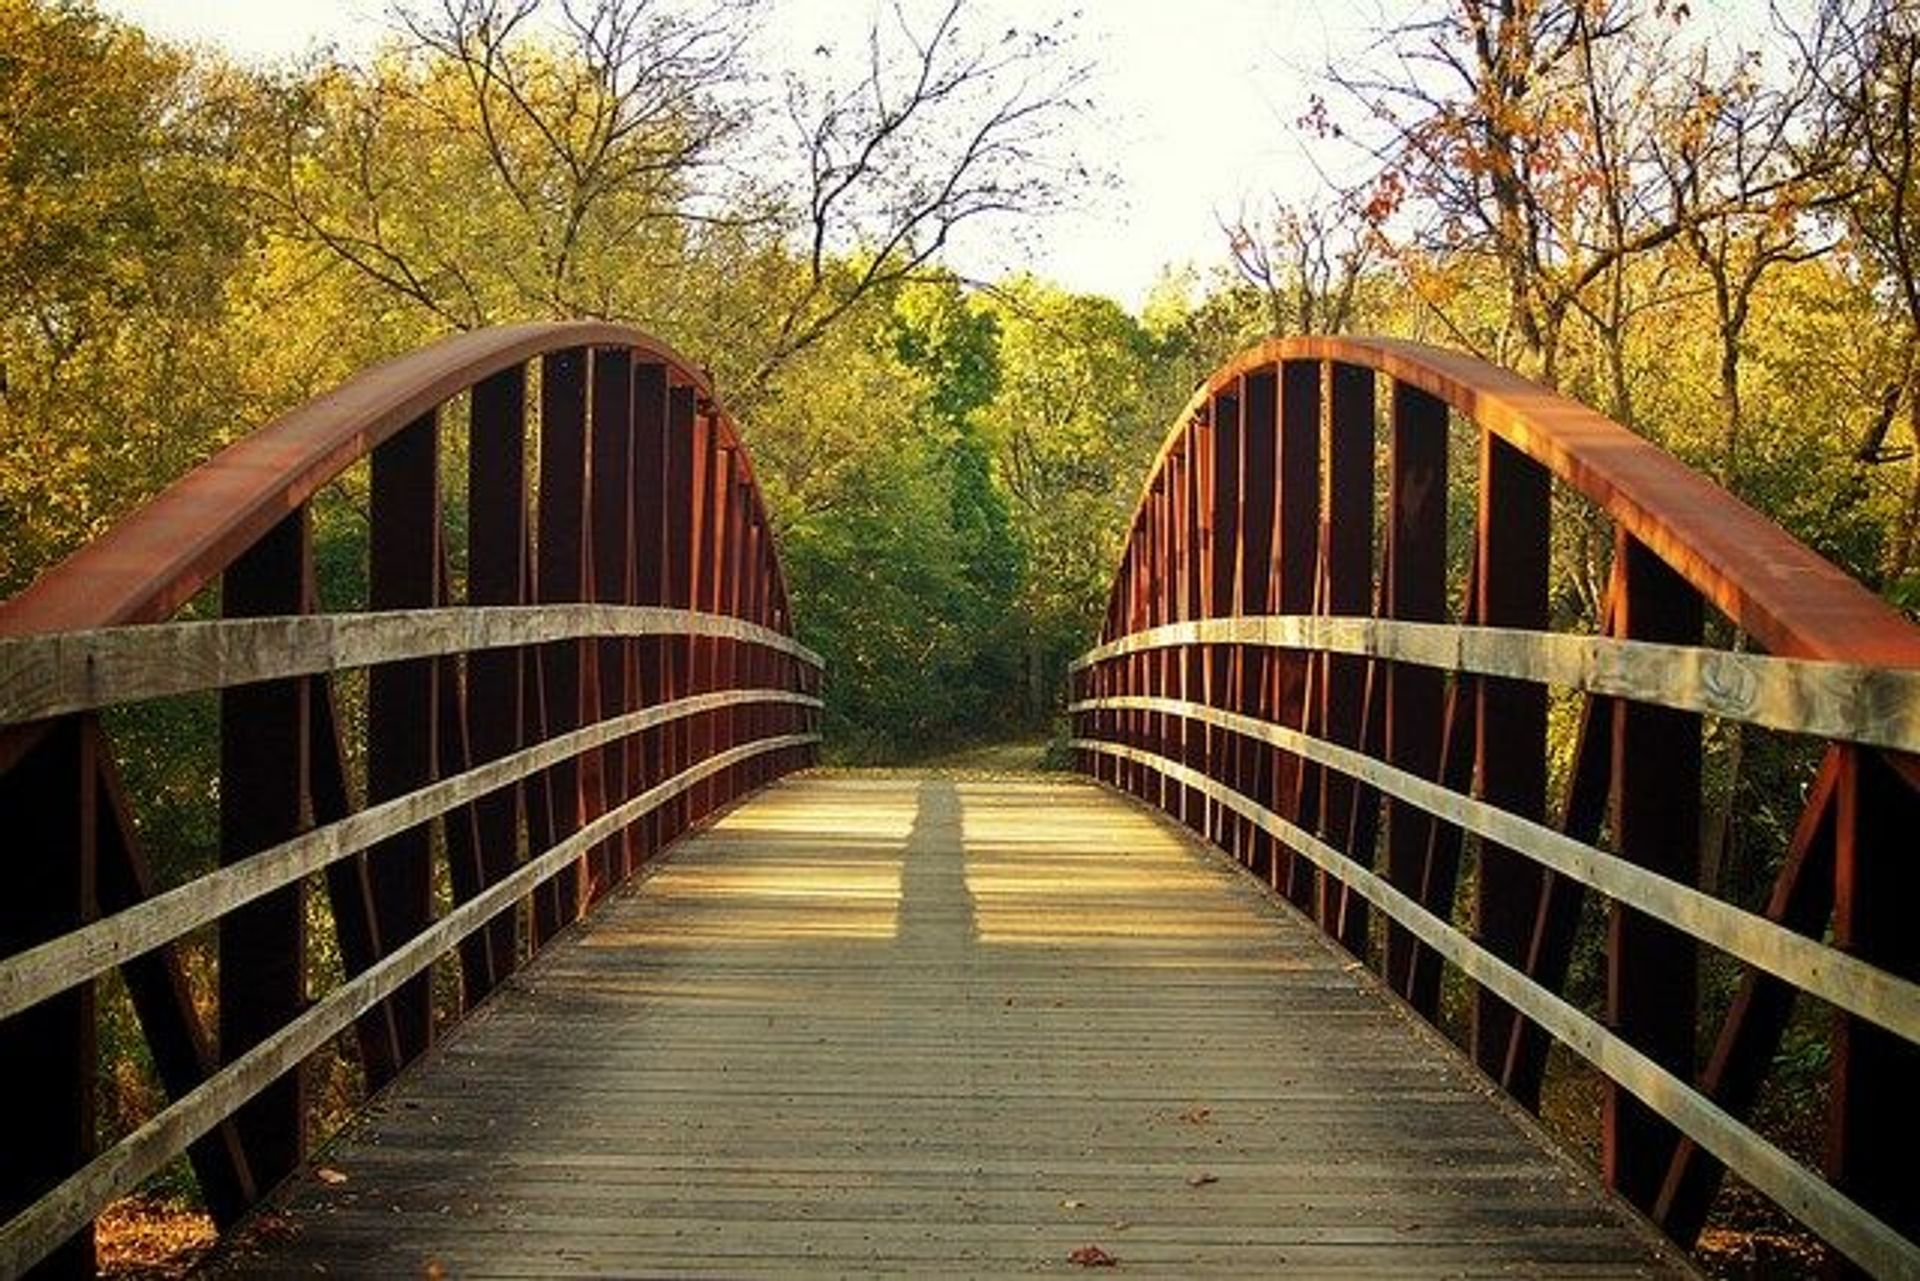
(1186, 1171), (1219, 1187)
(315, 1167), (349, 1186)
(1068, 1243), (1118, 1267)
(249, 1212), (298, 1243)
(1179, 1107), (1211, 1125)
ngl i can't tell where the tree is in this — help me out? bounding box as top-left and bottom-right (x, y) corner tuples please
(255, 0), (1094, 410)
(1328, 1), (1739, 387)
(0, 0), (260, 593)
(1654, 35), (1839, 482)
(1221, 192), (1378, 336)
(978, 278), (1162, 717)
(1810, 0), (1920, 595)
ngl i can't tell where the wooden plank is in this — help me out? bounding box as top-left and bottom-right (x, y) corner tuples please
(210, 775), (1684, 1280)
(1077, 741), (1918, 1280)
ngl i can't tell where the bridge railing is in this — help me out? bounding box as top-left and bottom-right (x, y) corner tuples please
(0, 323), (823, 1277)
(1068, 337), (1920, 1278)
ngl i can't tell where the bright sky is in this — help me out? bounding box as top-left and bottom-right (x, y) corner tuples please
(98, 0), (1780, 311)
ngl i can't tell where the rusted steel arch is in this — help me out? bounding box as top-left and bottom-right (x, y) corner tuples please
(1073, 336), (1920, 1274)
(1126, 335), (1920, 667)
(0, 322), (821, 1277)
(3, 323), (728, 632)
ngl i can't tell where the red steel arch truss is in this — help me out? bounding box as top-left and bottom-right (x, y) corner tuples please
(0, 323), (822, 1275)
(1071, 336), (1920, 1276)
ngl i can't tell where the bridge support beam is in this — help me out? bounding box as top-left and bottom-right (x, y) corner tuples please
(1311, 362), (1367, 933)
(0, 721), (96, 1279)
(1381, 382), (1446, 990)
(466, 364), (530, 994)
(220, 512), (311, 1190)
(1469, 435), (1550, 1073)
(1826, 746), (1920, 1274)
(1236, 369), (1279, 883)
(536, 350), (591, 941)
(1605, 531), (1703, 1209)
(367, 412), (444, 1079)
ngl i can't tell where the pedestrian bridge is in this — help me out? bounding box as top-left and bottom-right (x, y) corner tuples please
(0, 324), (1915, 1277)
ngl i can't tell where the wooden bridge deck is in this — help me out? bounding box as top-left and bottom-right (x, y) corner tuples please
(215, 774), (1688, 1278)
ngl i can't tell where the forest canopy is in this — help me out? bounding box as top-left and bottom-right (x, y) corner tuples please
(4, 0), (1920, 764)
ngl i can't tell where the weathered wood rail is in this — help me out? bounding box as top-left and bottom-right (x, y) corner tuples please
(0, 323), (822, 1276)
(1069, 336), (1920, 1278)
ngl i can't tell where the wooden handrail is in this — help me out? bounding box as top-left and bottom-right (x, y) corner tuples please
(0, 322), (823, 1277)
(0, 605), (823, 724)
(1070, 614), (1920, 754)
(1074, 336), (1920, 1273)
(0, 731), (818, 1277)
(0, 687), (823, 1023)
(1074, 737), (1920, 1281)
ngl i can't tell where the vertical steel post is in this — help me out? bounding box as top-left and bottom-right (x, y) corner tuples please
(1605, 531), (1702, 1208)
(664, 385), (698, 839)
(1315, 362), (1371, 929)
(220, 509), (311, 1174)
(536, 350), (591, 935)
(1207, 387), (1241, 855)
(1237, 368), (1279, 880)
(633, 362), (669, 861)
(367, 412), (440, 1071)
(1381, 381), (1447, 988)
(0, 720), (97, 1278)
(468, 364), (528, 987)
(591, 347), (634, 886)
(1826, 747), (1920, 1271)
(1469, 434), (1550, 1064)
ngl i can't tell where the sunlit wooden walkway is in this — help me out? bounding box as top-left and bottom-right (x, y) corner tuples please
(214, 774), (1686, 1277)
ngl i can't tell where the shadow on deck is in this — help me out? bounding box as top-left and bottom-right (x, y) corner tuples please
(208, 773), (1689, 1278)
